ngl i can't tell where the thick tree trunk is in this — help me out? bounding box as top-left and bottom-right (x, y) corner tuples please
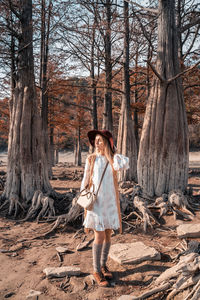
(10, 12), (15, 116)
(40, 0), (52, 177)
(50, 126), (55, 166)
(102, 0), (113, 132)
(117, 0), (137, 182)
(133, 47), (139, 151)
(74, 127), (81, 166)
(91, 18), (98, 130)
(137, 0), (189, 197)
(2, 0), (51, 215)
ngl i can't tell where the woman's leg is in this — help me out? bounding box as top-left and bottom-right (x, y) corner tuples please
(93, 230), (105, 273)
(101, 229), (112, 269)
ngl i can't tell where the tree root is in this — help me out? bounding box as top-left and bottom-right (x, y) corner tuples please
(40, 196), (82, 236)
(0, 194), (25, 217)
(153, 190), (195, 221)
(133, 195), (160, 232)
(132, 242), (200, 300)
(22, 190), (55, 222)
(130, 282), (172, 300)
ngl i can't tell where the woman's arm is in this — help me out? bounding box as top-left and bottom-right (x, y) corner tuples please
(80, 157), (90, 191)
(113, 154), (129, 171)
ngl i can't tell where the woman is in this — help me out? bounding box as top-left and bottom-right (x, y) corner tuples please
(81, 130), (129, 287)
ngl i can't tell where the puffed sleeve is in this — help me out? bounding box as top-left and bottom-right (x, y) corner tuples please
(113, 154), (129, 171)
(80, 157), (90, 191)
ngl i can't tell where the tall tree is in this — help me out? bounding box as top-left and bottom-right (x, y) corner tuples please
(102, 0), (113, 132)
(1, 0), (52, 216)
(40, 0), (53, 174)
(137, 0), (189, 197)
(117, 0), (137, 181)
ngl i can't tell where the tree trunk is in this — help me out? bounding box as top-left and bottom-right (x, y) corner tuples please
(74, 127), (81, 166)
(133, 46), (139, 151)
(50, 126), (55, 166)
(137, 0), (189, 197)
(9, 11), (15, 116)
(91, 14), (98, 130)
(2, 0), (51, 215)
(102, 0), (113, 132)
(40, 0), (52, 177)
(117, 0), (137, 182)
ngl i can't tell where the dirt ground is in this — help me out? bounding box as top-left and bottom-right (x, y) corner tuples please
(0, 157), (200, 300)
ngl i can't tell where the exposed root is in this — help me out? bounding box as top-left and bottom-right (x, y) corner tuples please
(22, 190), (55, 222)
(130, 282), (172, 300)
(152, 190), (195, 221)
(40, 196), (82, 236)
(133, 195), (160, 232)
(0, 176), (5, 191)
(0, 199), (9, 211)
(0, 194), (25, 217)
(132, 242), (200, 300)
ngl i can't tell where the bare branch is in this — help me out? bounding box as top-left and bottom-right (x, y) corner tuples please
(167, 60), (200, 84)
(146, 60), (165, 82)
(183, 25), (200, 60)
(7, 0), (21, 20)
(181, 17), (200, 33)
(124, 0), (158, 14)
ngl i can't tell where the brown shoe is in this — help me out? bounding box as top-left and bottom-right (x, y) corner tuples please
(93, 272), (109, 287)
(101, 266), (113, 279)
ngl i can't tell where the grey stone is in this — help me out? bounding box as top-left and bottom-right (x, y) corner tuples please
(26, 290), (41, 299)
(70, 277), (85, 292)
(76, 238), (93, 251)
(117, 296), (135, 300)
(43, 266), (81, 278)
(109, 242), (161, 264)
(177, 223), (200, 238)
(56, 246), (68, 253)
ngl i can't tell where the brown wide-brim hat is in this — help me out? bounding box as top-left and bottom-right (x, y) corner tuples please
(87, 130), (115, 153)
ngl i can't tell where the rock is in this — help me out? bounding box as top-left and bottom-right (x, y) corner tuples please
(76, 238), (93, 251)
(4, 292), (15, 298)
(109, 242), (161, 264)
(70, 277), (85, 292)
(177, 223), (200, 238)
(26, 290), (42, 299)
(56, 246), (68, 253)
(117, 296), (135, 300)
(43, 266), (81, 278)
(9, 243), (23, 252)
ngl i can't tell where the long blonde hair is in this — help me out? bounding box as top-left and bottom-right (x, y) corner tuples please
(96, 135), (114, 167)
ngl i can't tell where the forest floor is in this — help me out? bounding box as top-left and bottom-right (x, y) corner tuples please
(0, 151), (200, 300)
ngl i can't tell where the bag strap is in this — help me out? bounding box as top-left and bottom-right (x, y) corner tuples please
(95, 161), (109, 196)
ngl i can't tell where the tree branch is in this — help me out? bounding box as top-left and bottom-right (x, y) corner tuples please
(124, 0), (158, 14)
(181, 17), (200, 33)
(167, 60), (200, 84)
(7, 0), (21, 20)
(146, 60), (165, 82)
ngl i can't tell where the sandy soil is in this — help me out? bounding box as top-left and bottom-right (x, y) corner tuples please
(0, 153), (200, 300)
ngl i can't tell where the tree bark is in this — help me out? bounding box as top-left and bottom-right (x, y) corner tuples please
(74, 126), (81, 166)
(40, 0), (52, 177)
(102, 0), (113, 132)
(2, 0), (51, 215)
(90, 13), (98, 130)
(133, 46), (139, 151)
(137, 0), (189, 197)
(117, 0), (137, 182)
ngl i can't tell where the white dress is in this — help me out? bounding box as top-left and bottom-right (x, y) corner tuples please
(81, 153), (129, 231)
